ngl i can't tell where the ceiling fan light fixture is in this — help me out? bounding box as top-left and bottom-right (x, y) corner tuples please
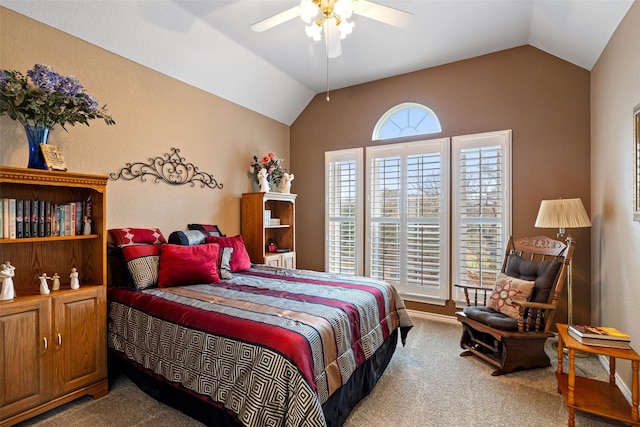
(337, 19), (354, 39)
(300, 0), (319, 23)
(334, 0), (354, 19)
(305, 23), (323, 41)
(300, 0), (355, 42)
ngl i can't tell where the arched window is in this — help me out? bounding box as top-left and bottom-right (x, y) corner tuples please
(372, 102), (442, 141)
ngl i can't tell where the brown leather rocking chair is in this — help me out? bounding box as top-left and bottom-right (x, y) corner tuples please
(455, 235), (574, 376)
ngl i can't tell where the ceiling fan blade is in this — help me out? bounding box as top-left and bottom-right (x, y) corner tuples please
(324, 20), (343, 59)
(251, 6), (301, 32)
(352, 0), (413, 29)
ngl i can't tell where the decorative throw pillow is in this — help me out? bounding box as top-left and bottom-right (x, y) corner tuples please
(206, 235), (251, 272)
(168, 230), (207, 246)
(188, 224), (225, 237)
(109, 228), (166, 247)
(220, 247), (233, 280)
(121, 244), (160, 290)
(157, 243), (221, 288)
(487, 272), (535, 319)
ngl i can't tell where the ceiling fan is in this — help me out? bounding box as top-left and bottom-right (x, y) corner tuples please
(251, 0), (413, 59)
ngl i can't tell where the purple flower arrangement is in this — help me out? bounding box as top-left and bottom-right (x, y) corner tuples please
(0, 64), (114, 129)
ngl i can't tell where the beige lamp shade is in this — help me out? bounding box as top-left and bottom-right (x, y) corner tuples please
(534, 198), (592, 229)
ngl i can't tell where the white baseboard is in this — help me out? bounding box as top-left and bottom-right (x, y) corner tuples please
(407, 309), (459, 325)
(597, 354), (638, 412)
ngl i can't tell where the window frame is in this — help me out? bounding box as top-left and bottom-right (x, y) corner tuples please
(324, 148), (364, 275)
(365, 138), (450, 304)
(372, 102), (442, 141)
(451, 130), (512, 306)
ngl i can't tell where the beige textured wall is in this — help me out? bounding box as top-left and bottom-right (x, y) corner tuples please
(591, 1), (640, 391)
(0, 8), (289, 237)
(291, 46), (592, 320)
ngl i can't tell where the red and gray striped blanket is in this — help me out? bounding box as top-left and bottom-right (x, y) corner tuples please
(107, 265), (413, 427)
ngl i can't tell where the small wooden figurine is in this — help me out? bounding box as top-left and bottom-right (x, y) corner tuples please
(70, 267), (80, 290)
(278, 172), (294, 194)
(0, 261), (16, 301)
(82, 215), (92, 235)
(258, 168), (270, 193)
(51, 273), (61, 291)
(39, 273), (51, 295)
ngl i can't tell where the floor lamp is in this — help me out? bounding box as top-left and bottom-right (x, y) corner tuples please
(534, 197), (591, 330)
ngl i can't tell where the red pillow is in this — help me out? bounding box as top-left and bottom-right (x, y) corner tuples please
(206, 235), (251, 272)
(109, 228), (166, 247)
(157, 243), (220, 288)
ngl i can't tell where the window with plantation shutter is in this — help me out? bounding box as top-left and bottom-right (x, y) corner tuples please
(325, 149), (363, 275)
(325, 124), (511, 307)
(452, 130), (512, 304)
(366, 139), (450, 304)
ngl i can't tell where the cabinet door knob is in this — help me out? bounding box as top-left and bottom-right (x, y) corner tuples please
(43, 337), (48, 351)
(57, 333), (62, 347)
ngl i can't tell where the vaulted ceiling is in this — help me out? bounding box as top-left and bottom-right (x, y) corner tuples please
(3, 0), (633, 125)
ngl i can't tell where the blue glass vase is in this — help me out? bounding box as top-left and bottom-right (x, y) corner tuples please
(24, 125), (51, 169)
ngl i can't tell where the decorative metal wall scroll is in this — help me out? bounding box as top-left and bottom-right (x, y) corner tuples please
(110, 148), (223, 189)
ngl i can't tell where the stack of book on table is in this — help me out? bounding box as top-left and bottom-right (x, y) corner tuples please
(568, 325), (631, 349)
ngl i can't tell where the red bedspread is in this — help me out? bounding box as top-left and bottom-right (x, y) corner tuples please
(108, 265), (413, 427)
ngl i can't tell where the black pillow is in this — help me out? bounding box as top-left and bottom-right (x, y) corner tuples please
(504, 253), (562, 303)
(168, 230), (207, 246)
(187, 224), (224, 237)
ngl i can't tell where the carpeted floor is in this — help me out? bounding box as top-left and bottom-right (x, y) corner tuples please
(16, 315), (626, 426)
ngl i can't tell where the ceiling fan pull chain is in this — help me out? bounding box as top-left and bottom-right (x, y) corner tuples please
(326, 56), (331, 102)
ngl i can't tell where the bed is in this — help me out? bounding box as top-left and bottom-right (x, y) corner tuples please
(106, 229), (413, 427)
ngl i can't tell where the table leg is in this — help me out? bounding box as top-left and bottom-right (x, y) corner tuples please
(610, 356), (616, 385)
(557, 333), (564, 393)
(632, 360), (639, 422)
(568, 349), (576, 427)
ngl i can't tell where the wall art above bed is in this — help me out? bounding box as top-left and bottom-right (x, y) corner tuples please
(110, 147), (223, 189)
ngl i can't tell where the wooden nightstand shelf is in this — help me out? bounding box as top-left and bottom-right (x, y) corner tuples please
(241, 192), (296, 268)
(556, 323), (640, 426)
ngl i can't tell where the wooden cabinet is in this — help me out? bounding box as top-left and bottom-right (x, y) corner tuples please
(556, 323), (640, 427)
(52, 287), (107, 397)
(0, 298), (51, 418)
(0, 167), (108, 426)
(264, 251), (296, 269)
(241, 192), (296, 268)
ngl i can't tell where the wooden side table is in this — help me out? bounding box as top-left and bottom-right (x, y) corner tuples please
(556, 323), (640, 426)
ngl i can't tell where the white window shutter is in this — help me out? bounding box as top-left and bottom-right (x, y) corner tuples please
(325, 149), (363, 275)
(452, 130), (512, 304)
(366, 138), (450, 304)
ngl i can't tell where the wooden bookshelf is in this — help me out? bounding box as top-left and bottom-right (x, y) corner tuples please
(241, 192), (296, 268)
(0, 166), (108, 426)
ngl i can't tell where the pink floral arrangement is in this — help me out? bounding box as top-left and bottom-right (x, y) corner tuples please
(250, 152), (287, 186)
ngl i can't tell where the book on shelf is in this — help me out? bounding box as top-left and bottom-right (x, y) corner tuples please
(568, 324), (631, 341)
(568, 329), (632, 349)
(15, 199), (23, 238)
(23, 199), (31, 238)
(30, 199), (38, 238)
(45, 201), (52, 237)
(568, 325), (631, 349)
(8, 199), (16, 239)
(75, 201), (84, 235)
(0, 198), (89, 239)
(38, 200), (46, 237)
